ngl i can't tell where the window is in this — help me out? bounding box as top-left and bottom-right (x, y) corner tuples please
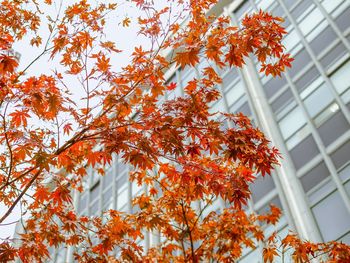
(309, 25), (337, 55)
(235, 1), (251, 19)
(290, 134), (319, 170)
(271, 88), (294, 114)
(90, 181), (100, 202)
(278, 106), (307, 140)
(90, 200), (100, 216)
(331, 140), (350, 170)
(334, 5), (350, 32)
(291, 0), (313, 21)
(250, 175), (275, 202)
(295, 66), (320, 93)
(132, 181), (143, 196)
(312, 190), (350, 241)
(330, 60), (350, 95)
(299, 7), (324, 37)
(286, 125), (310, 150)
(317, 110), (350, 146)
(306, 19), (328, 43)
(340, 164), (350, 183)
(180, 68), (195, 89)
(103, 168), (113, 188)
(321, 0), (344, 14)
(300, 162), (330, 192)
(264, 75), (287, 98)
(117, 175), (128, 192)
(313, 102), (340, 127)
(209, 98), (226, 114)
(222, 68), (239, 92)
(288, 48), (312, 78)
(283, 29), (300, 52)
(303, 83), (333, 117)
(78, 194), (87, 213)
(225, 81), (245, 107)
(320, 42), (347, 69)
(117, 188), (128, 209)
(235, 101), (252, 117)
(257, 196), (282, 215)
(103, 187), (113, 205)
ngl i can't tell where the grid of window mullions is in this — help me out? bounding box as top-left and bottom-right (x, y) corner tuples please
(273, 0), (350, 217)
(228, 0), (350, 248)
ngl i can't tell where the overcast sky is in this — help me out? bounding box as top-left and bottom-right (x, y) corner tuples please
(1, 0), (184, 242)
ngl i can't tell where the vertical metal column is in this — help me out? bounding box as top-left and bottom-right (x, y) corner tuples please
(241, 57), (322, 241)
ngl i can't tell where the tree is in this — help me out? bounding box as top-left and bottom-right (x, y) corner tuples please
(0, 0), (349, 262)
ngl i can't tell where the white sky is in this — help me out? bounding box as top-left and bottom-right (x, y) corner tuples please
(1, 0), (184, 242)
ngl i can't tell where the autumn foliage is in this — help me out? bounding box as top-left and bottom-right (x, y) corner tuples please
(0, 0), (349, 262)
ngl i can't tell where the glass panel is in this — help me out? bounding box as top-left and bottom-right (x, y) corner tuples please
(210, 98), (226, 114)
(278, 107), (307, 139)
(250, 175), (275, 202)
(117, 189), (128, 209)
(314, 102), (340, 127)
(290, 134), (319, 170)
(103, 168), (113, 188)
(257, 0), (274, 10)
(339, 164), (350, 183)
(222, 68), (239, 91)
(295, 66), (320, 93)
(271, 89), (294, 113)
(240, 249), (261, 263)
(309, 25), (337, 56)
(78, 194), (87, 213)
(318, 110), (350, 146)
(286, 124), (310, 150)
(90, 181), (100, 201)
(330, 60), (350, 94)
(341, 88), (350, 105)
(321, 0), (343, 14)
(292, 0), (313, 21)
(300, 161), (329, 192)
(225, 81), (245, 107)
(90, 200), (99, 216)
(304, 83), (333, 117)
(117, 175), (128, 192)
(236, 1), (251, 19)
(299, 7), (324, 36)
(103, 187), (113, 205)
(118, 161), (128, 174)
(312, 191), (350, 241)
(306, 19), (327, 43)
(181, 68), (195, 89)
(264, 75), (287, 98)
(288, 49), (312, 78)
(235, 101), (252, 117)
(320, 42), (347, 69)
(132, 181), (143, 196)
(330, 140), (350, 170)
(283, 29), (300, 52)
(335, 6), (350, 32)
(257, 196), (282, 215)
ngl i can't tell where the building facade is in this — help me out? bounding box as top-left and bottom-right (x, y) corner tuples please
(50, 0), (350, 261)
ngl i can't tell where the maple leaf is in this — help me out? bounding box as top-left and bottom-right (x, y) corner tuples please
(63, 123), (73, 135)
(174, 48), (200, 68)
(167, 82), (177, 91)
(9, 110), (30, 127)
(122, 17), (131, 27)
(263, 247), (278, 263)
(0, 55), (18, 75)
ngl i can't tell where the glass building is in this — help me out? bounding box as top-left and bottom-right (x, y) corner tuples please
(47, 0), (350, 261)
